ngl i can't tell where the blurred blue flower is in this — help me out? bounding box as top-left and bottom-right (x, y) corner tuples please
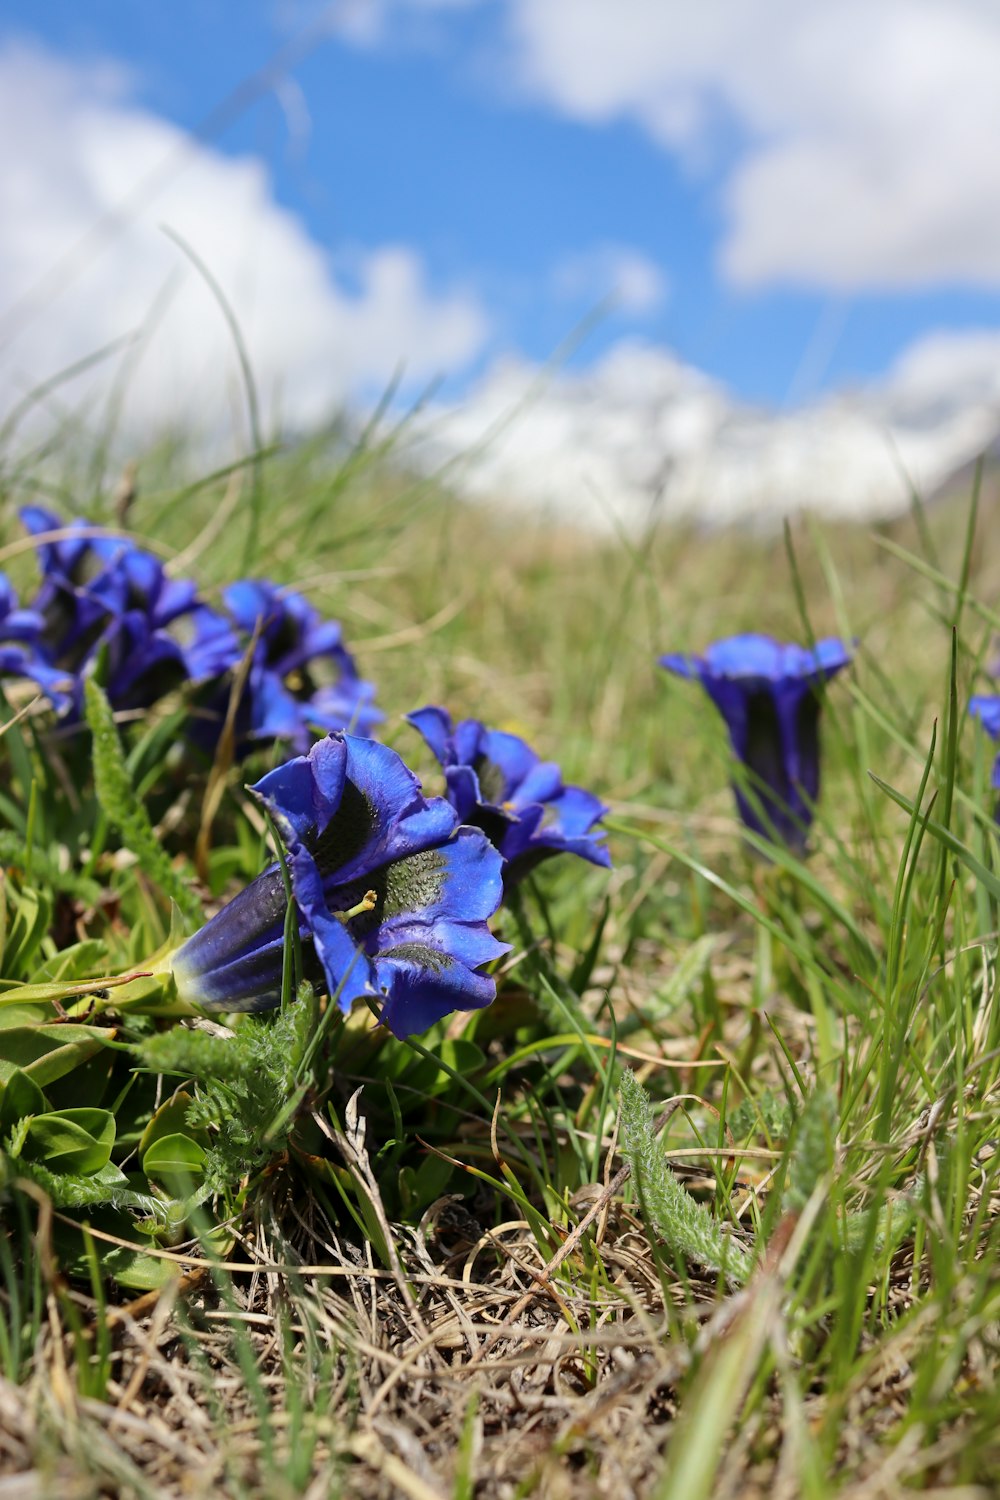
(196, 579), (381, 755)
(0, 573), (73, 710)
(660, 634), (852, 849)
(406, 706), (611, 885)
(969, 694), (1000, 788)
(17, 506), (238, 714)
(171, 733), (507, 1038)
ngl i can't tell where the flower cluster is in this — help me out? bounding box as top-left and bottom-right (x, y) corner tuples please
(4, 507), (617, 1042)
(660, 633), (853, 850)
(0, 507), (379, 756)
(16, 505), (239, 718)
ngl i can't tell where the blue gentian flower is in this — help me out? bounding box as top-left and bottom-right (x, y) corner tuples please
(0, 574), (43, 648)
(18, 505), (100, 590)
(660, 634), (852, 849)
(18, 506), (118, 688)
(0, 573), (73, 710)
(405, 706), (611, 885)
(21, 504), (197, 629)
(17, 506), (239, 714)
(196, 579), (381, 755)
(101, 596), (239, 713)
(969, 695), (1000, 789)
(171, 732), (507, 1039)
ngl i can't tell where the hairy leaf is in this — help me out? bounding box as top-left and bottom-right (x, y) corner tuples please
(619, 1069), (752, 1286)
(84, 679), (201, 927)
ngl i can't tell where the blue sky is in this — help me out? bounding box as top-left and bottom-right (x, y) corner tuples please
(3, 0), (1000, 436)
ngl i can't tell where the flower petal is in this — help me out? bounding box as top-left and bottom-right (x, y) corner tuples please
(171, 865), (289, 1009)
(970, 694), (1000, 739)
(375, 946), (498, 1039)
(328, 736), (458, 885)
(251, 737), (377, 1011)
(363, 828), (507, 957)
(406, 705), (457, 767)
(477, 729), (539, 804)
(408, 704), (610, 883)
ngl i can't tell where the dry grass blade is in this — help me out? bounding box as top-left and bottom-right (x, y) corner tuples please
(468, 1097), (686, 1367)
(311, 1094), (436, 1351)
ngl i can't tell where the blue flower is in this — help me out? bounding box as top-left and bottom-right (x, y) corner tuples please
(0, 574), (42, 646)
(405, 706), (611, 885)
(0, 573), (73, 710)
(17, 506), (239, 714)
(969, 695), (1000, 789)
(171, 732), (507, 1039)
(195, 580), (381, 755)
(660, 634), (852, 849)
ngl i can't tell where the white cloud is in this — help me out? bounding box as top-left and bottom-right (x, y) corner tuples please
(413, 330), (1000, 531)
(0, 42), (490, 442)
(881, 329), (1000, 413)
(551, 244), (668, 315)
(499, 0), (1000, 291)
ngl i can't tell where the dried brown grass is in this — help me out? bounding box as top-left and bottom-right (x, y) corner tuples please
(3, 1108), (997, 1500)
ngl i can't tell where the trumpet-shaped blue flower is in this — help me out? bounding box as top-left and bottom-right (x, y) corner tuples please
(195, 580), (381, 755)
(17, 506), (238, 714)
(171, 732), (507, 1039)
(969, 695), (1000, 788)
(660, 634), (852, 848)
(406, 706), (610, 885)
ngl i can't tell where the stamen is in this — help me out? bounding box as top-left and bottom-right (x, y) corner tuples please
(335, 889), (378, 923)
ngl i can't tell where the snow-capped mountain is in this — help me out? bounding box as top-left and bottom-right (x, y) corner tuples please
(412, 335), (1000, 531)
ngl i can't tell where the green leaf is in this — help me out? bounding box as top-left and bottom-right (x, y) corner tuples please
(93, 1244), (177, 1292)
(0, 1022), (117, 1086)
(569, 895), (611, 995)
(38, 941), (110, 984)
(138, 1091), (203, 1160)
(1, 882), (51, 980)
(142, 1132), (207, 1188)
(0, 1067), (47, 1132)
(0, 1004), (51, 1028)
(45, 1045), (117, 1113)
(51, 1210), (177, 1292)
(619, 1068), (752, 1286)
(0, 967), (174, 1016)
(398, 1150), (454, 1217)
(88, 1160), (132, 1189)
(12, 1156), (172, 1220)
(25, 1108), (115, 1174)
(84, 679), (202, 927)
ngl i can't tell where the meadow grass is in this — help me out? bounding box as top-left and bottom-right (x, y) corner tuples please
(2, 422), (1000, 1498)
